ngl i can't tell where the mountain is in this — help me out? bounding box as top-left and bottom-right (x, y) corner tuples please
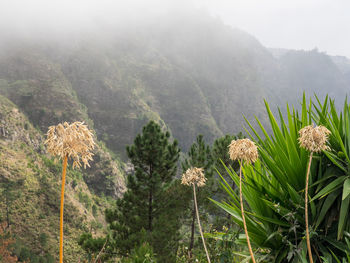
(0, 9), (350, 262)
(1, 12), (349, 157)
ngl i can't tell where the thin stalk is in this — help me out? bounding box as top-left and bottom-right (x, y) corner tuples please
(193, 184), (211, 263)
(239, 162), (256, 263)
(305, 152), (314, 263)
(60, 155), (68, 263)
(93, 239), (107, 263)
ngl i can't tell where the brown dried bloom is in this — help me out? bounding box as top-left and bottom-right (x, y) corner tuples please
(228, 138), (258, 164)
(181, 167), (207, 187)
(45, 121), (95, 169)
(298, 125), (331, 153)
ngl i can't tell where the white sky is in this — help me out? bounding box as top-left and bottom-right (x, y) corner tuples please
(195, 0), (350, 57)
(0, 0), (349, 57)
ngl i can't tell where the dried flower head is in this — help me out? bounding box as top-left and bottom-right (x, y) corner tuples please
(45, 121), (95, 169)
(298, 125), (331, 153)
(228, 138), (258, 164)
(181, 167), (207, 187)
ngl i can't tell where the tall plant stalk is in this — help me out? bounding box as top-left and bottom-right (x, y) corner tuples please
(59, 155), (68, 263)
(45, 122), (95, 263)
(239, 163), (256, 263)
(182, 167), (210, 262)
(305, 152), (314, 263)
(193, 184), (210, 263)
(299, 125), (330, 263)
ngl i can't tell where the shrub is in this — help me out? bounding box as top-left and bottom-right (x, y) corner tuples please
(121, 242), (157, 263)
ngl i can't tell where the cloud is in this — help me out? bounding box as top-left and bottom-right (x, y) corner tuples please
(0, 0), (349, 57)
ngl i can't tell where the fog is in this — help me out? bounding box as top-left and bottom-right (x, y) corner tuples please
(0, 0), (349, 57)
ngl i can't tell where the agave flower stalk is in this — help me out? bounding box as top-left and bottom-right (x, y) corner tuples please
(182, 167), (211, 263)
(45, 122), (95, 263)
(298, 125), (331, 263)
(229, 139), (258, 263)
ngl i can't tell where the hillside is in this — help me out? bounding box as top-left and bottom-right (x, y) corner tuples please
(0, 94), (125, 262)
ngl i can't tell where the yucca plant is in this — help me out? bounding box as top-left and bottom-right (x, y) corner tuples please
(211, 95), (350, 262)
(45, 122), (95, 263)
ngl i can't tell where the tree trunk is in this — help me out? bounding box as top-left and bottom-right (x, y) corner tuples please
(148, 164), (153, 232)
(188, 201), (196, 259)
(148, 188), (153, 232)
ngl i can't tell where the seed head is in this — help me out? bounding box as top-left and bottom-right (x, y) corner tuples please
(45, 122), (95, 169)
(298, 125), (331, 153)
(228, 138), (258, 164)
(181, 167), (206, 187)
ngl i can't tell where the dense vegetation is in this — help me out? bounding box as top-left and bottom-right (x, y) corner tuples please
(75, 95), (350, 263)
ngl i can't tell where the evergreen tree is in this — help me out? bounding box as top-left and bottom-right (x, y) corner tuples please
(181, 134), (213, 258)
(212, 133), (243, 178)
(106, 121), (180, 261)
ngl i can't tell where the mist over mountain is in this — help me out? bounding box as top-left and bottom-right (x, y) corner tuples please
(1, 10), (348, 155)
(0, 7), (349, 260)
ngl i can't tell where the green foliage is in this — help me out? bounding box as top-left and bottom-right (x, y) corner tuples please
(38, 233), (48, 248)
(213, 95), (350, 262)
(121, 242), (157, 263)
(78, 191), (92, 210)
(92, 204), (98, 216)
(78, 233), (106, 261)
(182, 134), (213, 174)
(105, 121), (181, 262)
(212, 133), (244, 176)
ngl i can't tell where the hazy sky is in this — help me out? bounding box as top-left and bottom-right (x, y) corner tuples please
(196, 0), (350, 57)
(0, 0), (349, 57)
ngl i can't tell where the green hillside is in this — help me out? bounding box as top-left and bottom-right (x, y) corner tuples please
(0, 94), (125, 262)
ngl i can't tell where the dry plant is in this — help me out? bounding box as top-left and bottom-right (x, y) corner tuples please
(229, 138), (258, 263)
(298, 125), (331, 263)
(181, 167), (211, 263)
(45, 121), (95, 263)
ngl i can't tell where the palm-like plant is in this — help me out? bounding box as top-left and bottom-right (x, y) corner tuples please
(45, 122), (95, 263)
(212, 95), (350, 262)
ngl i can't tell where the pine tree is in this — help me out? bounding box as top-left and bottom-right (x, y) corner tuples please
(212, 133), (243, 178)
(181, 134), (213, 258)
(106, 121), (180, 261)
